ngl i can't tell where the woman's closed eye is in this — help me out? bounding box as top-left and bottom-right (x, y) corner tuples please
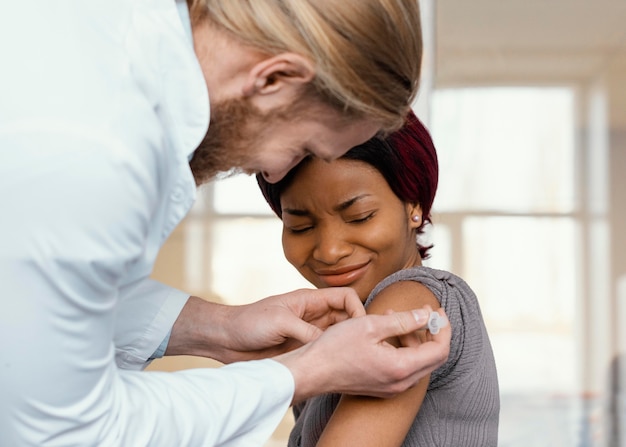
(347, 212), (375, 224)
(286, 224), (314, 234)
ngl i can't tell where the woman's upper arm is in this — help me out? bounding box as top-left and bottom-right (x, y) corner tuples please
(316, 280), (440, 447)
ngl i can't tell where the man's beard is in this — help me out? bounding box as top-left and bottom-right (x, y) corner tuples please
(189, 97), (291, 185)
(189, 98), (298, 186)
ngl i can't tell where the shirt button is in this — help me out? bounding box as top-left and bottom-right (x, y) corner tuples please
(170, 186), (184, 202)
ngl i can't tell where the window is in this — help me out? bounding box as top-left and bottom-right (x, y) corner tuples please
(429, 86), (585, 445)
(194, 174), (312, 305)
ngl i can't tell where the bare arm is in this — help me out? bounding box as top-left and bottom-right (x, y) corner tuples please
(316, 281), (441, 447)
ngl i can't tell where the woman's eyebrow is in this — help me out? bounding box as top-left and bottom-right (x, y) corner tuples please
(334, 194), (371, 212)
(282, 207), (310, 217)
(282, 194), (372, 216)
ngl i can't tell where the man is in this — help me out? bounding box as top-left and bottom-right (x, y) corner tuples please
(0, 0), (451, 445)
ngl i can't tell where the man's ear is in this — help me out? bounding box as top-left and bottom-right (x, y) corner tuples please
(242, 53), (315, 97)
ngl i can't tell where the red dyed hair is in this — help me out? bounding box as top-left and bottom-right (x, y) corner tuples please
(257, 111), (439, 258)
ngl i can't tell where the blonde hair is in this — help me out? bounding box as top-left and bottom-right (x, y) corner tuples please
(188, 0), (422, 132)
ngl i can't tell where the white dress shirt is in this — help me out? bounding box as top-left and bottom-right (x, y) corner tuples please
(0, 0), (294, 445)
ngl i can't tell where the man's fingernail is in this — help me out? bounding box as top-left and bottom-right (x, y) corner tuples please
(412, 309), (429, 324)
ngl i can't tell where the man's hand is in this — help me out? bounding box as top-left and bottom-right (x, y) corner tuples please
(274, 307), (451, 402)
(166, 288), (365, 363)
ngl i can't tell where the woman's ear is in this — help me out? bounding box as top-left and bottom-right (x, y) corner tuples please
(407, 203), (423, 228)
(242, 53), (315, 97)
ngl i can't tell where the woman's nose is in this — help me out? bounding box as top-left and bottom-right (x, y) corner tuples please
(312, 228), (352, 265)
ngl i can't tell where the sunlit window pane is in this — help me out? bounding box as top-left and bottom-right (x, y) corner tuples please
(463, 216), (579, 393)
(209, 218), (311, 305)
(213, 174), (274, 215)
(422, 222), (452, 272)
(431, 87), (575, 213)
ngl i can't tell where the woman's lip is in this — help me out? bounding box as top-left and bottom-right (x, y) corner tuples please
(315, 262), (370, 287)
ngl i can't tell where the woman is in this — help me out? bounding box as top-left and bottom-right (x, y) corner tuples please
(257, 112), (500, 447)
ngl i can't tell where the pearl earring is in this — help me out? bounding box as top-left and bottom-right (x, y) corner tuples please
(412, 215), (420, 222)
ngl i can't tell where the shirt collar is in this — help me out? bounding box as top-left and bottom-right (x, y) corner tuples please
(175, 0), (193, 46)
(171, 0), (209, 162)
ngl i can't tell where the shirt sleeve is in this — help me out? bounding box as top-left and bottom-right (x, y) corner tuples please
(0, 127), (294, 446)
(149, 329), (171, 360)
(114, 279), (189, 370)
(117, 359), (294, 447)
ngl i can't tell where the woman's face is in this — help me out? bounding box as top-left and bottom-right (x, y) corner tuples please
(280, 157), (422, 301)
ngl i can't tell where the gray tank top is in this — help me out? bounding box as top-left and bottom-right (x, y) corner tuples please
(289, 266), (500, 447)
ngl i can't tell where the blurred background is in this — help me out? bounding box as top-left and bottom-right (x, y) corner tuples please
(147, 1), (626, 445)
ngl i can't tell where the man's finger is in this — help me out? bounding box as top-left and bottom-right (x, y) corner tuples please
(286, 288), (366, 321)
(284, 319), (324, 344)
(323, 287), (366, 318)
(370, 308), (437, 341)
(398, 334), (451, 379)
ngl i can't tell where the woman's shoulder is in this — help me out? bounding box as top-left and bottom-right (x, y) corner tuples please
(364, 272), (439, 315)
(365, 266), (471, 308)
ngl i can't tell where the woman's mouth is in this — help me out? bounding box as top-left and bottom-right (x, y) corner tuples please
(314, 262), (370, 287)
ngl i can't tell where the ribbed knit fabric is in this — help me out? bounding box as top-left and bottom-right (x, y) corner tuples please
(289, 266), (500, 447)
